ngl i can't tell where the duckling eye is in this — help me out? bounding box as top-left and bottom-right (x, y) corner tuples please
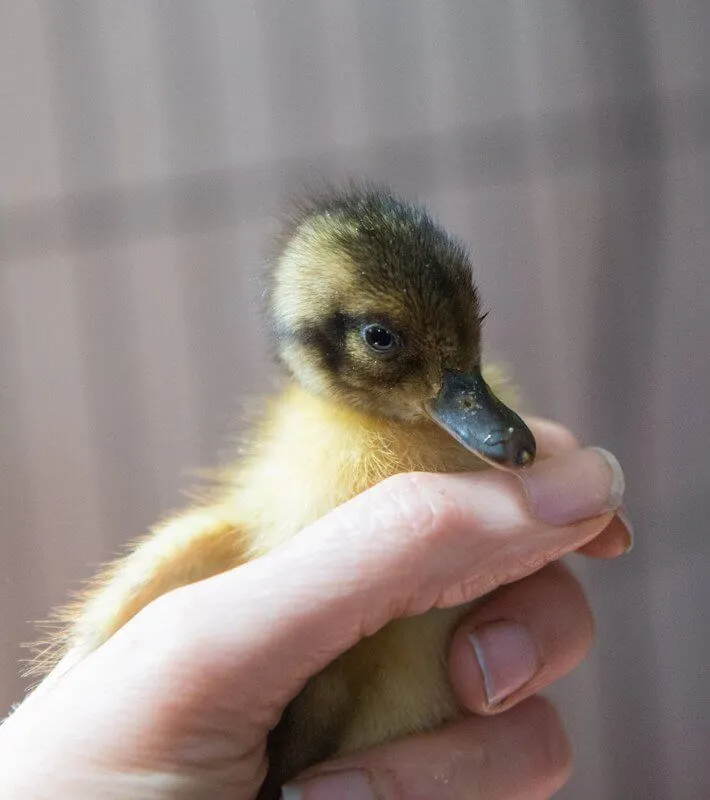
(362, 324), (399, 354)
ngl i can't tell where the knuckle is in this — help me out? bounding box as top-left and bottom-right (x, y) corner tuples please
(131, 585), (204, 663)
(375, 472), (465, 544)
(123, 587), (222, 712)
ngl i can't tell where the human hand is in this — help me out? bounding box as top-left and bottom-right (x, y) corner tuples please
(0, 419), (630, 800)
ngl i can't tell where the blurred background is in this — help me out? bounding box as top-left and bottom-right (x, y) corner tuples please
(1, 2), (708, 797)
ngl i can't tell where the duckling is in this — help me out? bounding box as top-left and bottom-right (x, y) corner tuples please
(33, 186), (536, 796)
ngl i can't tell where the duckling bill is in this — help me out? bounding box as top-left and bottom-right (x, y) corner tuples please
(35, 186), (537, 797)
(430, 367), (535, 468)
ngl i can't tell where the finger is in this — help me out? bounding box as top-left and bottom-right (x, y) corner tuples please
(525, 419), (633, 559)
(577, 509), (633, 558)
(105, 447), (624, 727)
(449, 563), (593, 714)
(284, 697), (571, 800)
(526, 417), (580, 458)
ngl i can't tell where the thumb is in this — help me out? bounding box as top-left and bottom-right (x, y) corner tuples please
(119, 446), (623, 729)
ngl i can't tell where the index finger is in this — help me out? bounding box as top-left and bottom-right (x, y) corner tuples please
(527, 417), (580, 458)
(527, 417), (632, 558)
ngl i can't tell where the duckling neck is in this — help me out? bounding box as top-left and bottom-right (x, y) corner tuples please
(228, 382), (483, 554)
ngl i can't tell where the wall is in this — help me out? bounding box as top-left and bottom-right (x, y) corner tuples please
(1, 3), (709, 797)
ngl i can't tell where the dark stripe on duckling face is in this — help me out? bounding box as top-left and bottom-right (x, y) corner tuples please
(277, 312), (348, 375)
(276, 312), (423, 390)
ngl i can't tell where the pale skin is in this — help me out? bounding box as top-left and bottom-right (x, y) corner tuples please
(0, 419), (631, 800)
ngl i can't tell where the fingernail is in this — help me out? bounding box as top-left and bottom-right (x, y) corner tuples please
(519, 447), (625, 526)
(282, 769), (375, 799)
(469, 621), (540, 707)
(617, 505), (634, 553)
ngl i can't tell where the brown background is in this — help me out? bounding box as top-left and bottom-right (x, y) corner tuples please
(1, 2), (709, 798)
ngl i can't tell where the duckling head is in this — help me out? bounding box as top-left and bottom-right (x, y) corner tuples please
(269, 187), (535, 470)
